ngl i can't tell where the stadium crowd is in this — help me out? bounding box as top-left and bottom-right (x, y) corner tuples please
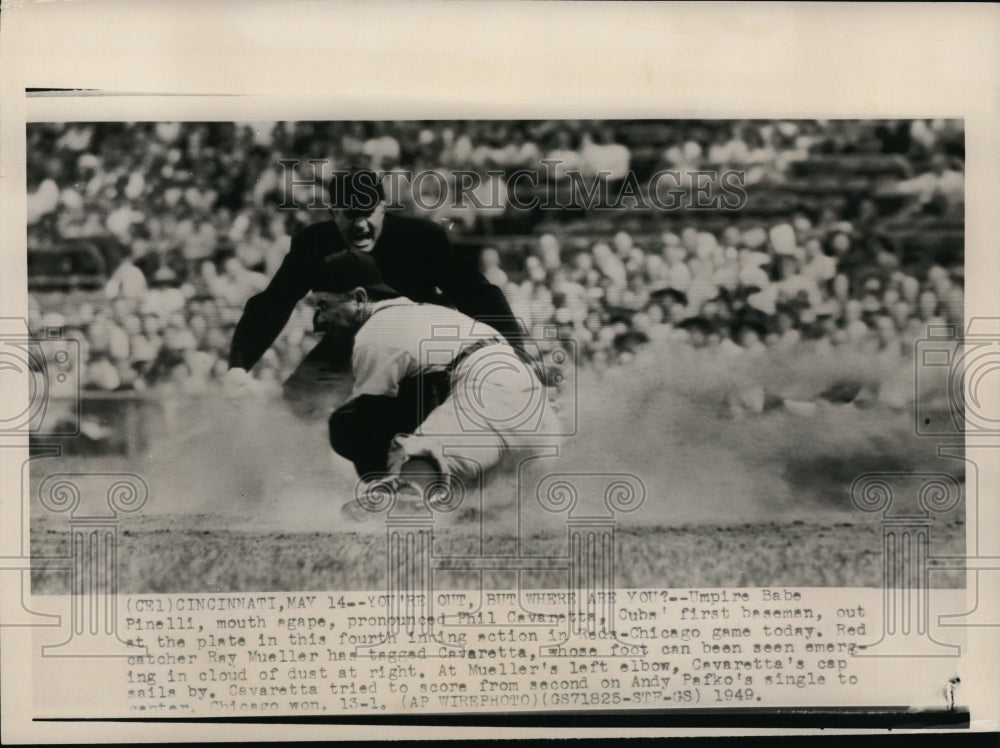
(26, 120), (964, 411)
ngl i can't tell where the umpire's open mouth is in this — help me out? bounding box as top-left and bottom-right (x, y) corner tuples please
(347, 220), (375, 249)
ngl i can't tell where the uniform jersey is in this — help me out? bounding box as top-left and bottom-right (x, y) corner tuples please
(350, 299), (505, 399)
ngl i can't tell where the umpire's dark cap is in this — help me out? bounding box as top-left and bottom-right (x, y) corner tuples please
(329, 169), (386, 216)
(320, 250), (399, 296)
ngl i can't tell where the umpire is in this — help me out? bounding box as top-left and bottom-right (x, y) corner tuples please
(225, 168), (526, 431)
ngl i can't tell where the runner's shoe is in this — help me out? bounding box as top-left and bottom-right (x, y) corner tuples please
(425, 476), (464, 513)
(341, 476), (426, 523)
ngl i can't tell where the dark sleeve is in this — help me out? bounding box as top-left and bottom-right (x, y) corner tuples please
(227, 237), (312, 370)
(426, 223), (528, 349)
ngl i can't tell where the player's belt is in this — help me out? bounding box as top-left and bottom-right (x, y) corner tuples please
(446, 337), (505, 376)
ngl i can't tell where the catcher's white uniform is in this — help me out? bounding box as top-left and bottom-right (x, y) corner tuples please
(348, 298), (561, 483)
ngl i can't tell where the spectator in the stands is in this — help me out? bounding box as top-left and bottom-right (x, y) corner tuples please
(917, 288), (947, 327)
(140, 267), (187, 317)
(479, 247), (508, 287)
(361, 122), (401, 171)
(201, 256), (268, 308)
(663, 132), (702, 171)
(873, 315), (902, 356)
(842, 299), (870, 344)
(886, 150), (964, 215)
(104, 249), (148, 299)
(493, 126), (541, 170)
(580, 126), (631, 181)
(544, 130), (583, 180)
(85, 355), (121, 391)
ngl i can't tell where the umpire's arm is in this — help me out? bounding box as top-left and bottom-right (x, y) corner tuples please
(427, 222), (527, 349)
(227, 238), (312, 371)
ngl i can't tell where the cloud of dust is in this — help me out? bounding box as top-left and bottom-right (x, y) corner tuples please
(137, 396), (359, 532)
(136, 342), (956, 533)
(546, 342), (954, 527)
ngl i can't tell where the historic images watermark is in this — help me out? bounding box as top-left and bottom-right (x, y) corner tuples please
(0, 318), (81, 632)
(0, 318), (81, 438)
(416, 322), (578, 438)
(0, 317), (149, 659)
(37, 472), (150, 657)
(276, 162), (749, 214)
(913, 318), (1000, 437)
(850, 318), (1000, 663)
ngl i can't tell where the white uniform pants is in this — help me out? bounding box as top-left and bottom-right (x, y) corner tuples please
(387, 344), (562, 483)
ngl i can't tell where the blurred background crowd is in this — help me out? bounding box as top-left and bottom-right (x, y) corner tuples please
(26, 119), (964, 414)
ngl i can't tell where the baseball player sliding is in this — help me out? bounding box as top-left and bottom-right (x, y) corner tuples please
(316, 251), (561, 519)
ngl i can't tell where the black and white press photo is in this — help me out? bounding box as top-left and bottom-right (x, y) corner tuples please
(2, 2), (998, 740)
(24, 118), (966, 593)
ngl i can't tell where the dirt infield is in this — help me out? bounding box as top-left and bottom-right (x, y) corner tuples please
(30, 509), (965, 593)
